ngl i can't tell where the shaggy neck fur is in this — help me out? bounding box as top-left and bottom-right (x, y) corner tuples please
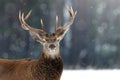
(32, 51), (63, 80)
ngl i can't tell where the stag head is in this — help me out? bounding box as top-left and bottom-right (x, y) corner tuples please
(19, 5), (77, 58)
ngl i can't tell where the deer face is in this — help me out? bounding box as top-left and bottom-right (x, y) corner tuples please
(30, 28), (67, 52)
(19, 5), (77, 56)
(41, 33), (59, 53)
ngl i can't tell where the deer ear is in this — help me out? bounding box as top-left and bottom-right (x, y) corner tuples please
(29, 31), (44, 43)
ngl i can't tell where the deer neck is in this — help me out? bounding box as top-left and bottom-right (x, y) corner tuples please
(32, 49), (63, 80)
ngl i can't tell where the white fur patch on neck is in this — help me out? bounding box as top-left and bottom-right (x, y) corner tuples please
(44, 48), (60, 59)
(49, 49), (59, 58)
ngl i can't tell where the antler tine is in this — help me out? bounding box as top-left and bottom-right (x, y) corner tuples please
(55, 16), (58, 32)
(24, 10), (32, 20)
(40, 19), (45, 31)
(62, 5), (77, 30)
(21, 11), (31, 30)
(19, 10), (29, 30)
(19, 10), (44, 33)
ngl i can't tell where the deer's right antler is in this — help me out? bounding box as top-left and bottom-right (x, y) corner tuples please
(19, 10), (46, 34)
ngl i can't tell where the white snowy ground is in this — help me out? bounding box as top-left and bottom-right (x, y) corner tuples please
(61, 70), (120, 80)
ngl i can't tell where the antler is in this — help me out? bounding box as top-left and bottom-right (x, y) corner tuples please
(19, 10), (45, 33)
(57, 5), (77, 31)
(55, 16), (58, 32)
(63, 5), (77, 30)
(54, 5), (77, 38)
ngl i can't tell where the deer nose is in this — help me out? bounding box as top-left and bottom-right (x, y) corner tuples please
(49, 44), (56, 49)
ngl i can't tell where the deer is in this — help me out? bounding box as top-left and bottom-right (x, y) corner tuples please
(0, 5), (76, 80)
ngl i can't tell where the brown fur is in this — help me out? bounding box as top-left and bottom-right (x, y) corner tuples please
(0, 52), (63, 80)
(0, 5), (76, 80)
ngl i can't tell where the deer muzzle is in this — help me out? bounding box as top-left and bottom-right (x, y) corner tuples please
(49, 44), (56, 49)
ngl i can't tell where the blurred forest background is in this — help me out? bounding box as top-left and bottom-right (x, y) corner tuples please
(0, 0), (120, 69)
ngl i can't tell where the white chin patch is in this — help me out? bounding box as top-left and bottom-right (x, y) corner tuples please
(48, 49), (58, 58)
(50, 49), (55, 53)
